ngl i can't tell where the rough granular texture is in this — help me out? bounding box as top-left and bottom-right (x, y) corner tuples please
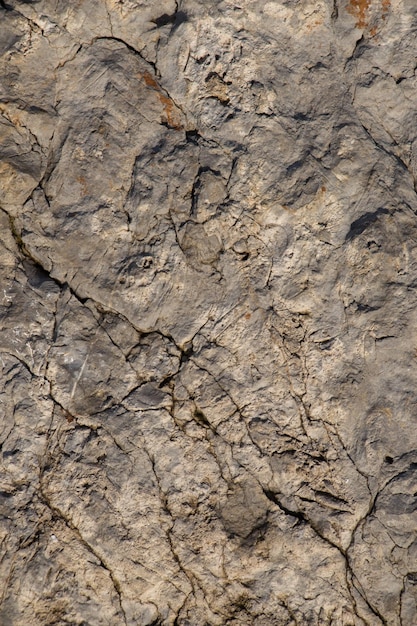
(1, 1), (417, 624)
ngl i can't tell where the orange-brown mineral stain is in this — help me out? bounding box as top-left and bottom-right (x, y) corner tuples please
(347, 0), (391, 31)
(63, 409), (75, 423)
(381, 0), (390, 20)
(306, 18), (324, 33)
(347, 0), (371, 29)
(141, 71), (183, 130)
(76, 175), (88, 196)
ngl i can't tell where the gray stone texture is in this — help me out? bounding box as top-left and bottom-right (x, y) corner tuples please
(1, 0), (417, 624)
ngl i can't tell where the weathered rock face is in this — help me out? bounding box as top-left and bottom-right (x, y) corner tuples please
(1, 1), (417, 624)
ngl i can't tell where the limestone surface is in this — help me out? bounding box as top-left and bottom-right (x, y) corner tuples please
(1, 1), (417, 624)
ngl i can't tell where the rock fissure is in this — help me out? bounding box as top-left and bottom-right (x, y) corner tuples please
(37, 486), (128, 626)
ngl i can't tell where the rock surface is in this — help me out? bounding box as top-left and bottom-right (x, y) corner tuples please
(1, 0), (417, 624)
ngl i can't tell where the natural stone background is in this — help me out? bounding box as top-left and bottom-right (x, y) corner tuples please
(1, 0), (417, 624)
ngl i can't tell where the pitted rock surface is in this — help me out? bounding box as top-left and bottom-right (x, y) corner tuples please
(1, 1), (417, 624)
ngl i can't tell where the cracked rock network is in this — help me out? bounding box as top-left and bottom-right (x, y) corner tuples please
(1, 1), (417, 625)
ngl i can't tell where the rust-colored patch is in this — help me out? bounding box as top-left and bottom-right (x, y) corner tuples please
(306, 18), (324, 33)
(347, 0), (371, 29)
(245, 312), (251, 320)
(76, 175), (88, 196)
(381, 0), (390, 20)
(63, 409), (75, 423)
(142, 71), (160, 91)
(141, 71), (183, 130)
(347, 0), (390, 31)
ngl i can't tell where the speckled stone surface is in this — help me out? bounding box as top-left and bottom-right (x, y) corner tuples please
(1, 1), (417, 624)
